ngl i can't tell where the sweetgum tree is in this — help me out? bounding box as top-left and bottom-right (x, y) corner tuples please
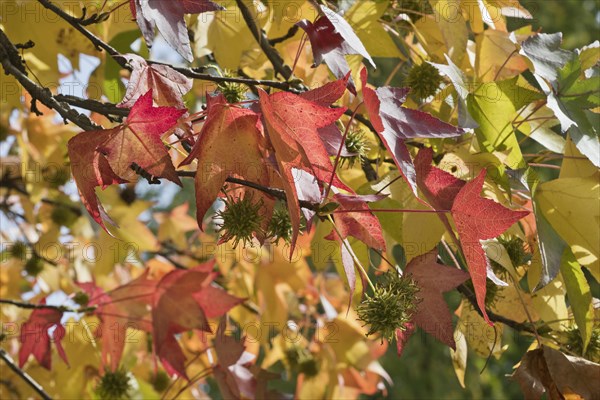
(0, 0), (599, 398)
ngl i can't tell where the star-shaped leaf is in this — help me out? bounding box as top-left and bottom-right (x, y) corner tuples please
(361, 68), (464, 194)
(451, 170), (529, 324)
(396, 249), (469, 356)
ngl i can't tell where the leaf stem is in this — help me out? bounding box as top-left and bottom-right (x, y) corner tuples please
(326, 215), (376, 292)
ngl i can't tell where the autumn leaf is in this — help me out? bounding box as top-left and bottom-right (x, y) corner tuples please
(361, 68), (464, 194)
(180, 93), (270, 229)
(68, 91), (185, 230)
(18, 298), (68, 370)
(451, 170), (529, 324)
(67, 128), (127, 230)
(99, 90), (186, 184)
(130, 0), (224, 62)
(118, 53), (192, 108)
(327, 194), (386, 251)
(395, 249), (469, 356)
(151, 261), (244, 378)
(414, 147), (466, 211)
(258, 88), (347, 251)
(297, 4), (375, 93)
(79, 276), (155, 372)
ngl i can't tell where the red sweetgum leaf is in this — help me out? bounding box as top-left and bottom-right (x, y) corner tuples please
(152, 261), (244, 378)
(18, 298), (68, 370)
(68, 91), (184, 230)
(299, 73), (354, 156)
(451, 170), (529, 325)
(180, 93), (270, 229)
(327, 193), (386, 250)
(298, 72), (351, 106)
(99, 90), (185, 184)
(297, 6), (374, 94)
(130, 0), (223, 62)
(118, 53), (192, 108)
(398, 249), (469, 355)
(79, 276), (155, 372)
(258, 88), (347, 252)
(414, 147), (466, 211)
(360, 68), (464, 194)
(67, 129), (126, 230)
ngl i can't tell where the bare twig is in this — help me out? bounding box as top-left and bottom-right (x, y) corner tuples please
(0, 29), (102, 131)
(0, 349), (52, 400)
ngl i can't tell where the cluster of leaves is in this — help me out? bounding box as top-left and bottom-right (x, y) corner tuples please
(0, 0), (599, 399)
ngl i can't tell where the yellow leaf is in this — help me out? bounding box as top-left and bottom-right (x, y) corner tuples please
(560, 136), (598, 179)
(345, 0), (403, 59)
(450, 326), (467, 388)
(537, 173), (600, 280)
(429, 0), (468, 65)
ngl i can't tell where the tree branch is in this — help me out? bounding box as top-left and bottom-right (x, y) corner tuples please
(234, 0), (299, 85)
(176, 172), (321, 211)
(0, 299), (94, 314)
(36, 0), (301, 92)
(0, 349), (52, 400)
(0, 29), (102, 131)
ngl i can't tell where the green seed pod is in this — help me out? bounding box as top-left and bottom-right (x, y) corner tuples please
(10, 241), (28, 260)
(95, 369), (132, 400)
(73, 292), (90, 307)
(342, 129), (370, 168)
(216, 193), (264, 248)
(150, 371), (170, 393)
(24, 255), (45, 277)
(217, 70), (247, 103)
(405, 62), (443, 101)
(267, 206), (293, 244)
(356, 271), (420, 342)
(51, 206), (79, 227)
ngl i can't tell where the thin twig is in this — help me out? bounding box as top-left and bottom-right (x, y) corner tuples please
(0, 349), (52, 400)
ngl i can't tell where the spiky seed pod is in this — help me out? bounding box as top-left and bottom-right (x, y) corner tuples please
(73, 292), (90, 307)
(342, 129), (370, 168)
(284, 345), (320, 378)
(498, 236), (532, 267)
(267, 206), (293, 244)
(217, 70), (247, 103)
(405, 62), (443, 101)
(95, 369), (132, 400)
(356, 271), (420, 342)
(10, 241), (28, 260)
(24, 255), (44, 277)
(150, 371), (170, 393)
(216, 193), (264, 248)
(51, 206), (79, 227)
(561, 325), (600, 363)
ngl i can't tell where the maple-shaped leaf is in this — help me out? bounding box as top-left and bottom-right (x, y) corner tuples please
(67, 129), (126, 230)
(180, 93), (270, 229)
(18, 298), (68, 369)
(451, 170), (529, 324)
(258, 88), (348, 251)
(118, 53), (192, 108)
(361, 68), (464, 194)
(297, 5), (374, 94)
(395, 249), (469, 356)
(99, 90), (185, 183)
(79, 276), (155, 372)
(68, 91), (184, 229)
(299, 73), (355, 156)
(130, 0), (224, 62)
(326, 194), (386, 251)
(151, 261), (244, 378)
(414, 147), (466, 211)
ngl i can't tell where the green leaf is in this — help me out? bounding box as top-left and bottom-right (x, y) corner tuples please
(467, 77), (541, 169)
(560, 248), (594, 352)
